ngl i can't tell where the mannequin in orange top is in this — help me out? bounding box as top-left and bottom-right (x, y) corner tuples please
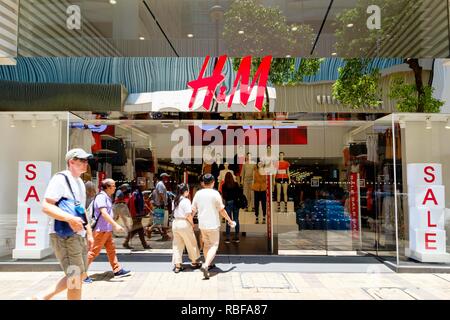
(274, 152), (291, 209)
(202, 146), (214, 175)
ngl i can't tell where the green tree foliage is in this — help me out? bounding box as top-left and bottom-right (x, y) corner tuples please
(231, 57), (323, 112)
(332, 59), (381, 109)
(232, 57), (323, 86)
(225, 0), (324, 111)
(333, 0), (415, 57)
(333, 0), (443, 112)
(223, 0), (315, 57)
(389, 77), (444, 113)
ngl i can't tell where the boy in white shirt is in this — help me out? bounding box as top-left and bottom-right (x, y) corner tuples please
(192, 174), (235, 280)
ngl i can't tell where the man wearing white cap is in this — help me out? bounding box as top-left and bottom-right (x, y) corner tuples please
(35, 148), (94, 300)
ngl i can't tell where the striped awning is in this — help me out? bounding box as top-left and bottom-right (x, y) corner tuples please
(0, 80), (128, 111)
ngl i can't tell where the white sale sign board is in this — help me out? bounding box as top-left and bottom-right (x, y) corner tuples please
(406, 163), (450, 263)
(12, 162), (52, 259)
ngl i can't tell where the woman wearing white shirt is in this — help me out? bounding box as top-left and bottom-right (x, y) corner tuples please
(172, 183), (202, 273)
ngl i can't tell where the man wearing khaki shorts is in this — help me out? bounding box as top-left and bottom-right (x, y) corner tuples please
(192, 174), (235, 280)
(36, 149), (94, 300)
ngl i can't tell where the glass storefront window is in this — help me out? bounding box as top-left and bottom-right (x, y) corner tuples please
(274, 113), (404, 258)
(389, 113), (450, 269)
(0, 112), (71, 261)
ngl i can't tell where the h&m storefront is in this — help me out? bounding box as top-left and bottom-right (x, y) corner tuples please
(1, 57), (450, 272)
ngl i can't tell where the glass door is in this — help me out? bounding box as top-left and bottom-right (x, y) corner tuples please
(275, 115), (327, 255)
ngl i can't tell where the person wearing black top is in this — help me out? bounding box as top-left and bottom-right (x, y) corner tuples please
(221, 172), (241, 243)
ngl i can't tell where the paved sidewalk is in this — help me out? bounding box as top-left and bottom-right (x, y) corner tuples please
(1, 265), (450, 300)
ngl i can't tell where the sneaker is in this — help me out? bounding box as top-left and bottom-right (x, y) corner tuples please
(83, 277), (93, 284)
(207, 264), (216, 271)
(255, 218), (259, 224)
(143, 244), (152, 249)
(262, 217), (266, 224)
(233, 238), (240, 243)
(174, 266), (185, 273)
(225, 238), (231, 244)
(190, 263), (202, 270)
(200, 267), (210, 280)
(114, 269), (132, 278)
(123, 243), (134, 250)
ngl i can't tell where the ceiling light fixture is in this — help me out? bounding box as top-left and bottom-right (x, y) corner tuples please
(187, 33), (194, 38)
(426, 117), (432, 130)
(9, 115), (15, 128)
(238, 30), (244, 35)
(52, 115), (59, 127)
(347, 23), (354, 28)
(31, 115), (37, 128)
(291, 26), (298, 31)
(139, 36), (145, 40)
(331, 52), (337, 56)
(109, 0), (117, 5)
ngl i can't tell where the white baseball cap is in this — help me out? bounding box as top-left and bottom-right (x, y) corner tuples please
(65, 148), (93, 162)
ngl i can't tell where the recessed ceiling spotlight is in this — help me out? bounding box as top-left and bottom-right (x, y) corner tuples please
(446, 117), (450, 129)
(31, 115), (37, 128)
(9, 115), (15, 128)
(139, 36), (145, 40)
(291, 26), (298, 31)
(187, 34), (194, 38)
(347, 23), (354, 28)
(426, 116), (432, 130)
(238, 30), (244, 34)
(109, 0), (117, 5)
(52, 115), (59, 127)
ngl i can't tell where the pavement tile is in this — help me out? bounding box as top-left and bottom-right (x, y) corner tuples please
(2, 271), (450, 300)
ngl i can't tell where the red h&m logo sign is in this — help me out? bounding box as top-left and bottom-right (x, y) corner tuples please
(187, 55), (272, 111)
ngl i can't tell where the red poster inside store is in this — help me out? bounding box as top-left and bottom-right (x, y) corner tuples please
(266, 175), (272, 248)
(188, 126), (307, 145)
(349, 173), (360, 240)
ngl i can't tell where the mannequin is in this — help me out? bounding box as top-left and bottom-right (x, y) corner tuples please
(234, 145), (245, 184)
(202, 146), (213, 175)
(211, 152), (222, 185)
(252, 161), (267, 223)
(262, 145), (277, 176)
(241, 152), (256, 211)
(274, 152), (291, 210)
(218, 162), (236, 192)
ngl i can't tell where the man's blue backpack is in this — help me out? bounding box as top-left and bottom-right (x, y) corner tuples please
(54, 173), (87, 238)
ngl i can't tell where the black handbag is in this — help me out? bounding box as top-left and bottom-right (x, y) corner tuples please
(235, 187), (248, 209)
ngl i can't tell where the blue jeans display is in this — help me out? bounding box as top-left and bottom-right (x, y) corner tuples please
(225, 200), (240, 239)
